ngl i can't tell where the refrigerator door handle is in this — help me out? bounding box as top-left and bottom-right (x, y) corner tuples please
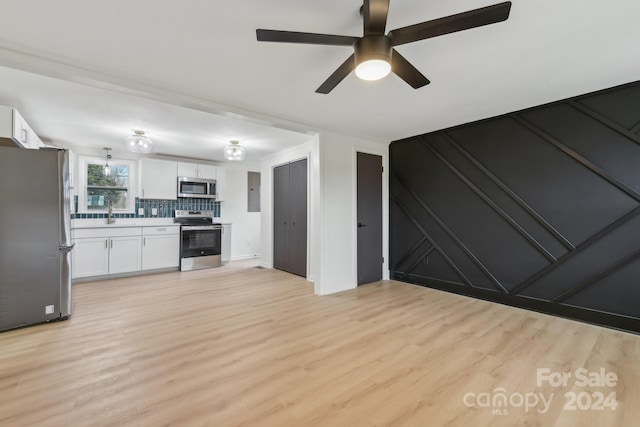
(60, 248), (72, 318)
(58, 150), (72, 247)
(58, 243), (75, 252)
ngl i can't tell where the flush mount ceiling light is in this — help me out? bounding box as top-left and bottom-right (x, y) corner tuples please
(126, 130), (153, 153)
(223, 140), (246, 161)
(103, 147), (112, 175)
(256, 0), (512, 93)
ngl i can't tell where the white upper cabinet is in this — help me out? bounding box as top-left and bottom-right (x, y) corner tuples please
(197, 164), (217, 180)
(215, 167), (226, 201)
(11, 108), (28, 146)
(139, 158), (178, 199)
(0, 106), (41, 149)
(177, 161), (216, 179)
(177, 161), (199, 178)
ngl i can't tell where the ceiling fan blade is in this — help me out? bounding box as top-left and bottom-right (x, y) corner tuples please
(391, 49), (430, 89)
(388, 1), (512, 46)
(363, 0), (390, 35)
(256, 29), (358, 46)
(316, 54), (356, 94)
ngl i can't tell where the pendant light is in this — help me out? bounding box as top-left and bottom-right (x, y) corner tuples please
(126, 130), (153, 153)
(223, 140), (246, 161)
(103, 147), (112, 175)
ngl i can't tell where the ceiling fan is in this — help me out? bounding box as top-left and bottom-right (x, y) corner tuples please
(256, 0), (512, 94)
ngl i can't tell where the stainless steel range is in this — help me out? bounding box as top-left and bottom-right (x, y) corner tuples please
(174, 210), (222, 271)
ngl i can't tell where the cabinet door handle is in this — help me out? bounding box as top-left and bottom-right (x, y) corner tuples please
(142, 189), (145, 198)
(156, 228), (166, 231)
(110, 240), (113, 249)
(144, 237), (146, 246)
(105, 239), (108, 249)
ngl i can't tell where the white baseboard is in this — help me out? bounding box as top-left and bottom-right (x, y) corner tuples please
(230, 254), (261, 261)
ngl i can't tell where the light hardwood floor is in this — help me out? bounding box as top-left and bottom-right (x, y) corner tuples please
(1, 259), (638, 426)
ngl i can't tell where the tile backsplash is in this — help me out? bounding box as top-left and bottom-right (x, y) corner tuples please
(72, 196), (221, 219)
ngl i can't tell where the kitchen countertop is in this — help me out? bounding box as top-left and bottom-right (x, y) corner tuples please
(71, 218), (232, 229)
(71, 218), (178, 229)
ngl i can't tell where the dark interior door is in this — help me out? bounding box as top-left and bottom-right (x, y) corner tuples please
(273, 163), (290, 272)
(288, 159), (308, 277)
(357, 152), (383, 285)
(273, 159), (307, 277)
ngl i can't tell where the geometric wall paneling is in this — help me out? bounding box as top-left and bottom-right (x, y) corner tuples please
(389, 177), (498, 290)
(519, 209), (640, 301)
(390, 80), (640, 333)
(447, 117), (639, 246)
(426, 133), (570, 260)
(409, 250), (468, 286)
(389, 198), (426, 270)
(391, 166), (504, 292)
(561, 256), (640, 319)
(575, 82), (640, 131)
(391, 140), (551, 292)
(520, 103), (640, 196)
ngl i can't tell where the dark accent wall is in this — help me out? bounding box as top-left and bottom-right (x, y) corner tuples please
(390, 80), (640, 333)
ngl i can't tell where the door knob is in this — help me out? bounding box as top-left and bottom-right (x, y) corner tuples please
(357, 222), (366, 228)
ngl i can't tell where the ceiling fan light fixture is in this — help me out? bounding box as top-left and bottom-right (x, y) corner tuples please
(354, 35), (392, 81)
(355, 59), (391, 81)
(256, 1), (512, 93)
(127, 130), (153, 153)
(223, 140), (246, 161)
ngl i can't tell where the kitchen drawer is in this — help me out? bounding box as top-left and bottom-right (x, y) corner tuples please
(142, 225), (180, 236)
(73, 227), (142, 239)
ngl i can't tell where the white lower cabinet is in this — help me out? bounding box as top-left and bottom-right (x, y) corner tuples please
(73, 237), (110, 278)
(142, 226), (180, 270)
(72, 225), (179, 280)
(109, 236), (142, 274)
(72, 227), (142, 279)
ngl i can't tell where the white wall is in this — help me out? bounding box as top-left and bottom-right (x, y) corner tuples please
(220, 164), (261, 260)
(261, 131), (388, 296)
(315, 131), (388, 295)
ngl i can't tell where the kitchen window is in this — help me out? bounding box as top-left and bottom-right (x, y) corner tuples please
(79, 156), (135, 213)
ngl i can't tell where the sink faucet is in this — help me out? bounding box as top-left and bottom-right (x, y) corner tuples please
(107, 200), (116, 224)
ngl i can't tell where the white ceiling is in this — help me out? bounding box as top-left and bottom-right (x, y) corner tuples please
(0, 0), (639, 160)
(0, 66), (314, 163)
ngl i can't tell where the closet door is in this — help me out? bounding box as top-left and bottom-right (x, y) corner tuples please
(273, 159), (307, 277)
(288, 159), (307, 277)
(273, 163), (290, 272)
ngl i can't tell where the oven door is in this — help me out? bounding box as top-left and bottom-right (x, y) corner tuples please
(180, 226), (222, 258)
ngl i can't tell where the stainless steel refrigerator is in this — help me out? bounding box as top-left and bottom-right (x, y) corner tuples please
(0, 146), (73, 331)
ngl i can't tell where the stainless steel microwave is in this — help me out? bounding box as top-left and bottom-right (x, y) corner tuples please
(177, 176), (217, 199)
